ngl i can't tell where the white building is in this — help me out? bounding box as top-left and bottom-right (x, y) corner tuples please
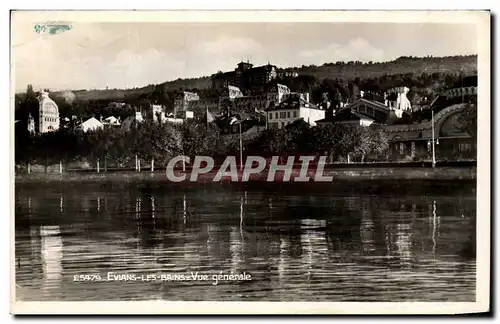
(174, 91), (200, 113)
(150, 104), (166, 123)
(227, 85), (244, 99)
(164, 117), (184, 124)
(267, 94), (325, 129)
(102, 116), (121, 126)
(385, 86), (412, 112)
(78, 117), (104, 133)
(267, 84), (291, 105)
(38, 91), (60, 133)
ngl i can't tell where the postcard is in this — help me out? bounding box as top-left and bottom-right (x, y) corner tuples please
(10, 10), (490, 315)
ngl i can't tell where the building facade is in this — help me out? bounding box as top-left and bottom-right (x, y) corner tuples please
(267, 84), (291, 105)
(233, 94), (270, 113)
(173, 91), (200, 114)
(187, 98), (221, 115)
(146, 104), (166, 123)
(385, 86), (412, 112)
(211, 61), (278, 94)
(277, 69), (299, 78)
(38, 91), (60, 133)
(267, 93), (325, 129)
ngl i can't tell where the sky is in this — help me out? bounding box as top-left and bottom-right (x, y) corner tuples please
(12, 21), (478, 93)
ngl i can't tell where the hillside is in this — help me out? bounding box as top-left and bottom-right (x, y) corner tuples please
(52, 77), (212, 102)
(291, 55), (477, 80)
(47, 55), (476, 102)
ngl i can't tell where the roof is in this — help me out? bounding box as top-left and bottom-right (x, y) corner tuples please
(212, 71), (235, 79)
(81, 117), (103, 126)
(269, 95), (321, 111)
(331, 109), (375, 123)
(248, 64), (276, 72)
(317, 99), (393, 124)
(354, 98), (389, 110)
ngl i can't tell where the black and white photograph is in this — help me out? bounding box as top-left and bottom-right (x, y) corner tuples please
(10, 10), (490, 315)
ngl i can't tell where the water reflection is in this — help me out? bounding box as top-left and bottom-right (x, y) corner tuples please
(40, 226), (62, 284)
(15, 182), (476, 302)
(360, 211), (375, 253)
(432, 200), (437, 255)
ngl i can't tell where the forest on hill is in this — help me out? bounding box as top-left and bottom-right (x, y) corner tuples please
(291, 55), (477, 81)
(41, 54), (476, 102)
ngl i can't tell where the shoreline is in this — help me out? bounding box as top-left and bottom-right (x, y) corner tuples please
(14, 166), (477, 184)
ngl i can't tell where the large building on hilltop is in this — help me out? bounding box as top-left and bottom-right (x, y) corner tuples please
(211, 61), (278, 94)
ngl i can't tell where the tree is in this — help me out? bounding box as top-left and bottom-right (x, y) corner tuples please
(352, 125), (389, 162)
(181, 121), (217, 157)
(457, 103), (477, 140)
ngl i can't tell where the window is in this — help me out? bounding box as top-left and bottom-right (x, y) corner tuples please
(287, 111), (290, 118)
(269, 113), (272, 120)
(280, 112), (286, 118)
(399, 142), (405, 154)
(275, 112), (278, 119)
(293, 111), (297, 118)
(458, 143), (472, 152)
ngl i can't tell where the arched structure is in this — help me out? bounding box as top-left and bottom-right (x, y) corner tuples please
(385, 103), (476, 161)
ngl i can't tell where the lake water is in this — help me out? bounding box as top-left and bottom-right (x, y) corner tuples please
(14, 180), (476, 302)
